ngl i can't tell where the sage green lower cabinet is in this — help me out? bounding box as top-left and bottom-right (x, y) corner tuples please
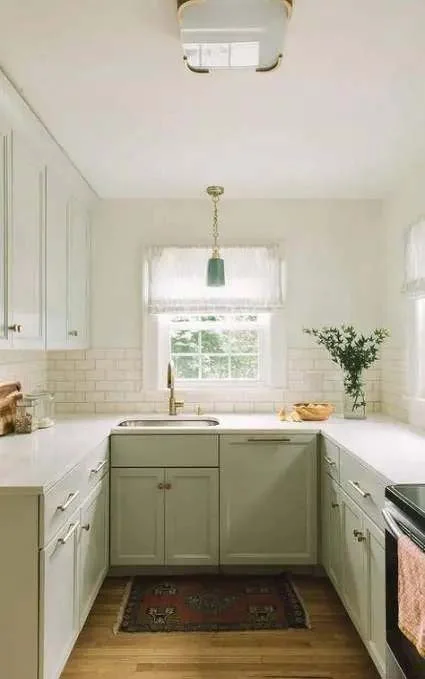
(110, 466), (219, 567)
(78, 478), (109, 628)
(321, 469), (342, 590)
(320, 440), (386, 678)
(220, 434), (317, 565)
(40, 508), (80, 679)
(165, 468), (219, 566)
(340, 488), (367, 635)
(364, 514), (386, 678)
(110, 468), (165, 566)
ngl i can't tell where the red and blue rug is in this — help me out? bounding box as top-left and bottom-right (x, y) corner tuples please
(115, 573), (310, 633)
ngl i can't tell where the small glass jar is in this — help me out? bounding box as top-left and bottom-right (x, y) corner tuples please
(15, 399), (38, 434)
(35, 392), (55, 428)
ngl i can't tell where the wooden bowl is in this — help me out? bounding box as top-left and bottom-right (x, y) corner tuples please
(293, 402), (335, 421)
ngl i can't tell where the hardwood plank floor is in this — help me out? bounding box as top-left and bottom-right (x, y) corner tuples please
(62, 576), (379, 679)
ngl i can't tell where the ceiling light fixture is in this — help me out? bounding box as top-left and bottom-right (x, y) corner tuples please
(206, 185), (225, 287)
(177, 0), (293, 73)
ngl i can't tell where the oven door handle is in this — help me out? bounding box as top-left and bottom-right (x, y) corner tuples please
(382, 508), (405, 540)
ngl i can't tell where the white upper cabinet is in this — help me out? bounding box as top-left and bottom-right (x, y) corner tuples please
(66, 197), (90, 348)
(0, 72), (95, 351)
(45, 175), (91, 349)
(45, 169), (68, 348)
(9, 130), (46, 349)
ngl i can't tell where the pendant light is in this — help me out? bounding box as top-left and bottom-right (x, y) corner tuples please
(206, 185), (225, 287)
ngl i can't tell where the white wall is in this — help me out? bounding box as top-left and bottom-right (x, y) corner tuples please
(47, 198), (384, 415)
(91, 199), (384, 349)
(381, 161), (425, 420)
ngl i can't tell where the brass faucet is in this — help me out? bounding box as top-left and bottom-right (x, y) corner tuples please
(167, 361), (184, 416)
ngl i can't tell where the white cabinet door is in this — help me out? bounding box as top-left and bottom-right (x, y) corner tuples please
(79, 476), (109, 628)
(220, 435), (317, 565)
(364, 515), (386, 677)
(9, 131), (45, 349)
(67, 196), (90, 347)
(45, 169), (68, 348)
(110, 468), (165, 566)
(40, 509), (80, 679)
(0, 115), (11, 347)
(321, 469), (342, 592)
(165, 468), (219, 566)
(340, 488), (367, 637)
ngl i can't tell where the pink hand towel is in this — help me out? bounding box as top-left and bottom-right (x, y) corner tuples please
(398, 533), (425, 657)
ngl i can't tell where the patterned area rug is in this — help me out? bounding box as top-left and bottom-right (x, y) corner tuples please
(115, 573), (310, 633)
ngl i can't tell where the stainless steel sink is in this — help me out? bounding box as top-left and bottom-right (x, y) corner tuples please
(117, 417), (220, 428)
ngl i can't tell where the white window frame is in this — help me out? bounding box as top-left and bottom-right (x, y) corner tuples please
(403, 217), (425, 427)
(159, 313), (270, 390)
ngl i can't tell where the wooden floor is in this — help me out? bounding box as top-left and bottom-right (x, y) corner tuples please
(62, 576), (379, 679)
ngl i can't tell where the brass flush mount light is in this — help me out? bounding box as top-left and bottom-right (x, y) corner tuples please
(177, 0), (294, 73)
(206, 186), (225, 287)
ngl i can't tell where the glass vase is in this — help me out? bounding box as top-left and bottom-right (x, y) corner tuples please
(343, 389), (366, 420)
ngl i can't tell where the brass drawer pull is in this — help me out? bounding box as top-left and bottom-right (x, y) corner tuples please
(348, 480), (370, 498)
(68, 330), (79, 337)
(239, 438), (293, 444)
(58, 522), (79, 545)
(57, 490), (80, 512)
(91, 460), (107, 474)
(324, 455), (336, 466)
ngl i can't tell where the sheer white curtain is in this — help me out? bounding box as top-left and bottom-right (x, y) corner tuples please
(146, 245), (284, 313)
(403, 218), (425, 296)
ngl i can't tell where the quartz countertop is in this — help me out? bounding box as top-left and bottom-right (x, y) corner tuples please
(0, 413), (424, 494)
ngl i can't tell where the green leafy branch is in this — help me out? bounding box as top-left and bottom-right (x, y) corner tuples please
(303, 324), (390, 409)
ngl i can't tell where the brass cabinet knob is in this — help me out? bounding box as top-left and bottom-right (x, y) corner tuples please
(68, 330), (78, 337)
(8, 323), (23, 333)
(158, 483), (164, 490)
(331, 502), (339, 509)
(82, 523), (90, 532)
(164, 483), (172, 490)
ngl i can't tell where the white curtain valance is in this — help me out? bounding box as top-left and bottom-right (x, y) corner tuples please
(403, 218), (425, 297)
(146, 245), (284, 314)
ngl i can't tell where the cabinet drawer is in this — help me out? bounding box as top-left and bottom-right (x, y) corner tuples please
(221, 433), (316, 447)
(340, 449), (385, 530)
(321, 437), (340, 481)
(42, 465), (85, 547)
(82, 438), (109, 494)
(111, 434), (218, 467)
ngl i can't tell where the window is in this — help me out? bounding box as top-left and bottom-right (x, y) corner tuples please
(404, 218), (425, 425)
(169, 313), (267, 383)
(143, 245), (284, 390)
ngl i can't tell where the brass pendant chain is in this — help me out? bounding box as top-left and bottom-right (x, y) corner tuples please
(212, 193), (220, 257)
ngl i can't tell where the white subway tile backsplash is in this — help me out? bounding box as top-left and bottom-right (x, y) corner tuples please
(45, 346), (390, 417)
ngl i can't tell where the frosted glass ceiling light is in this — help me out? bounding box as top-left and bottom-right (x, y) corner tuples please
(177, 0), (293, 73)
(206, 186), (225, 287)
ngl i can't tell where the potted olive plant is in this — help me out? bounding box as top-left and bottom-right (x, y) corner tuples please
(303, 324), (390, 419)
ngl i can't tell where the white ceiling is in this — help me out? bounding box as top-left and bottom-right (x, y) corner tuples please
(0, 0), (425, 198)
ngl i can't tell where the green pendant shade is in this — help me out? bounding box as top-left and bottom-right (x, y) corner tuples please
(207, 256), (225, 286)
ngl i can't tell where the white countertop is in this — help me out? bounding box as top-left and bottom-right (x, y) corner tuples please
(0, 413), (424, 494)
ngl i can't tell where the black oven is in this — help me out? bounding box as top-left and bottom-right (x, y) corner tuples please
(384, 485), (425, 679)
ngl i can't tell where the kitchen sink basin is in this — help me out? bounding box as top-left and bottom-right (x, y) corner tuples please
(117, 417), (220, 428)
